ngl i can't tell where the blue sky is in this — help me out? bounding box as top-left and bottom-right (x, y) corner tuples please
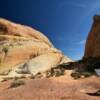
(0, 0), (100, 60)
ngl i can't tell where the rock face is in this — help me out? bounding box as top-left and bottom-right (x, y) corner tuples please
(0, 18), (71, 80)
(84, 15), (100, 59)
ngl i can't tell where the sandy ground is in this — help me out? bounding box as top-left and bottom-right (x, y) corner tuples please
(0, 71), (100, 100)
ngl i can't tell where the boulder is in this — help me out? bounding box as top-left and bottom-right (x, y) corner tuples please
(0, 18), (72, 81)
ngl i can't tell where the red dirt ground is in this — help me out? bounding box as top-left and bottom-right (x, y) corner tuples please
(0, 71), (100, 100)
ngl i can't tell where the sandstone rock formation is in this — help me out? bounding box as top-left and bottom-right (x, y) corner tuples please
(84, 15), (100, 59)
(0, 18), (71, 81)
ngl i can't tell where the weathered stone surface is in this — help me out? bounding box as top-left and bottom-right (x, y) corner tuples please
(0, 18), (53, 47)
(28, 52), (63, 75)
(0, 18), (72, 81)
(84, 15), (100, 59)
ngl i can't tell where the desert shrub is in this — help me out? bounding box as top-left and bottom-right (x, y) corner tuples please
(71, 71), (92, 79)
(9, 79), (25, 88)
(46, 67), (65, 78)
(2, 46), (9, 55)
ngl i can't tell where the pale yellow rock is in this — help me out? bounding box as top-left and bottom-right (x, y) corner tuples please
(28, 52), (63, 75)
(0, 18), (72, 80)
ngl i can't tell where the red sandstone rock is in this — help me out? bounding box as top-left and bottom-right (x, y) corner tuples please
(84, 15), (100, 59)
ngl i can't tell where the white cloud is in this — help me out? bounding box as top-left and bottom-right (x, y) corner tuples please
(78, 40), (86, 44)
(59, 1), (87, 9)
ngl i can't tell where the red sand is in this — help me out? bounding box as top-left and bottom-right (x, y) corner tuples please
(0, 73), (100, 100)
